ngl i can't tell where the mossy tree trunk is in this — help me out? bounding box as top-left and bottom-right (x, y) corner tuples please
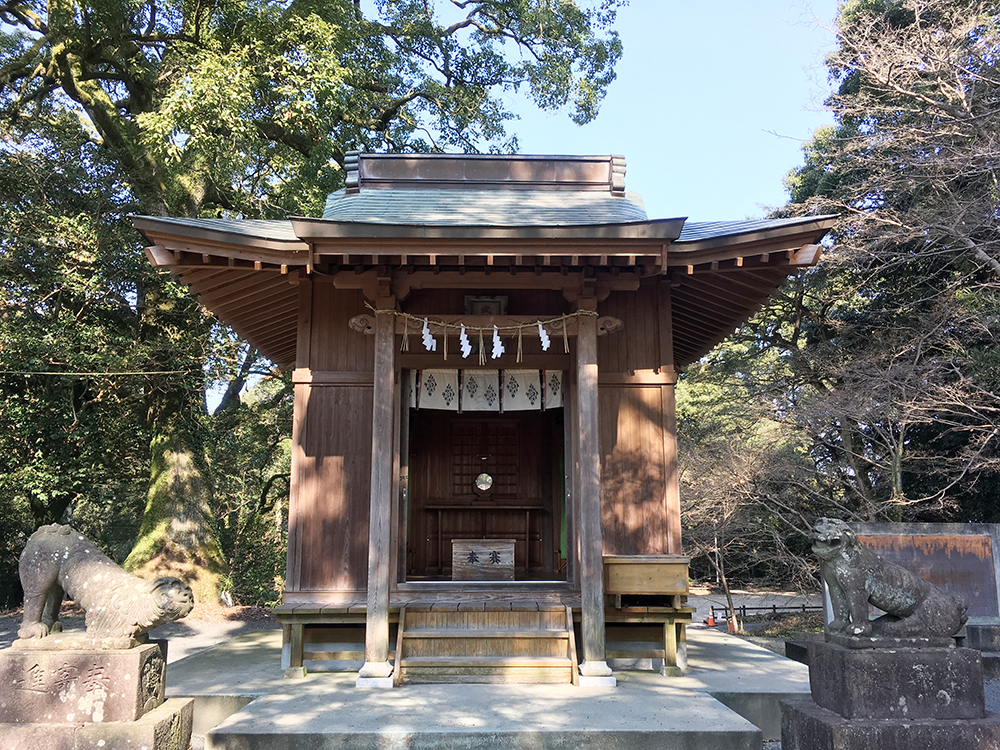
(123, 277), (228, 606)
(1, 0), (624, 609)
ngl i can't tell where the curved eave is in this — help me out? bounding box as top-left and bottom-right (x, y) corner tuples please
(132, 216), (309, 263)
(130, 213), (837, 370)
(668, 216), (837, 366)
(132, 216), (306, 367)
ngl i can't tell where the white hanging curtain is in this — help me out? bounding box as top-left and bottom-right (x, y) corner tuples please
(543, 370), (564, 409)
(409, 370), (564, 411)
(409, 369), (460, 411)
(501, 370), (541, 411)
(462, 369), (500, 412)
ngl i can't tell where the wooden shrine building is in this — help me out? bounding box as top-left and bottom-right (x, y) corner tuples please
(134, 153), (834, 686)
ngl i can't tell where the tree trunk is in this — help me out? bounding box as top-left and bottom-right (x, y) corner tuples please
(704, 544), (741, 634)
(124, 275), (228, 607)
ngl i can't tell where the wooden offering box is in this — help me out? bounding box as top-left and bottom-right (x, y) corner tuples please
(452, 539), (516, 581)
(603, 555), (690, 596)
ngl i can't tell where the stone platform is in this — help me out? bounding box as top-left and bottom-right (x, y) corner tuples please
(782, 698), (1000, 750)
(205, 677), (763, 750)
(164, 624), (810, 749)
(0, 698), (194, 750)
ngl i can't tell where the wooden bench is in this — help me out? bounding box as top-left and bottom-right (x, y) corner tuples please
(603, 606), (695, 675)
(275, 602), (395, 676)
(601, 554), (693, 675)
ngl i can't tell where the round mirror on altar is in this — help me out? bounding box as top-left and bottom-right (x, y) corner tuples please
(474, 472), (494, 495)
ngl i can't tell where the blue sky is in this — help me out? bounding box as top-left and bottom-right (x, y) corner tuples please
(506, 1), (840, 221)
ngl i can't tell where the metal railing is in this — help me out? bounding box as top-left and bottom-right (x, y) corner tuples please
(714, 603), (822, 620)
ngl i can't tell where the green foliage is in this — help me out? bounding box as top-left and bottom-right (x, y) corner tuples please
(213, 374), (293, 606)
(2, 0), (623, 218)
(778, 0), (1000, 520)
(1, 0), (624, 604)
(0, 123), (149, 532)
(0, 119), (149, 602)
(682, 0), (1000, 590)
(678, 356), (832, 590)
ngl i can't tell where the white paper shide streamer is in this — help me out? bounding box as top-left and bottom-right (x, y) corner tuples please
(421, 318), (437, 352)
(538, 322), (551, 351)
(491, 326), (505, 359)
(459, 324), (472, 358)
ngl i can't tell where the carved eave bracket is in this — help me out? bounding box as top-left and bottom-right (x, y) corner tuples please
(597, 316), (624, 337)
(349, 314), (375, 334)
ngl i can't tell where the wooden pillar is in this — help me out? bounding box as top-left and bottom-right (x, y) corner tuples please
(662, 374), (682, 555)
(576, 306), (614, 685)
(358, 299), (395, 687)
(565, 368), (579, 586)
(286, 275), (313, 595)
(658, 280), (682, 555)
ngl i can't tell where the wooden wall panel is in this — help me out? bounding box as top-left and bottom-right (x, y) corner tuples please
(598, 385), (671, 555)
(286, 285), (379, 596)
(310, 286), (374, 372)
(597, 281), (668, 374)
(403, 288), (568, 317)
(288, 383), (374, 592)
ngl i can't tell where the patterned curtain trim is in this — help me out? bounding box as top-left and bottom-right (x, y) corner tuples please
(409, 370), (563, 411)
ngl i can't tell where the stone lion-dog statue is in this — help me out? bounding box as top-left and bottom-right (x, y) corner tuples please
(811, 517), (967, 639)
(18, 524), (194, 647)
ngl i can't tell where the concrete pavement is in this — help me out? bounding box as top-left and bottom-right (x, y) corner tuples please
(165, 623), (810, 749)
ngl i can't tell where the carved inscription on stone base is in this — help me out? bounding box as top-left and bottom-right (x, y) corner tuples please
(0, 643), (165, 724)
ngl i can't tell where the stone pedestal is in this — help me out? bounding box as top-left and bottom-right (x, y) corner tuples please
(0, 642), (166, 724)
(782, 697), (1000, 750)
(0, 641), (193, 750)
(809, 640), (984, 720)
(782, 640), (1000, 750)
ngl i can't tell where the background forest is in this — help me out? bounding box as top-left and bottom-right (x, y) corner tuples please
(681, 0), (1000, 590)
(1, 0), (997, 607)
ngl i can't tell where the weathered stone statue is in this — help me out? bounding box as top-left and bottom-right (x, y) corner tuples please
(17, 523), (194, 648)
(782, 519), (1000, 750)
(811, 517), (967, 639)
(1, 525), (196, 748)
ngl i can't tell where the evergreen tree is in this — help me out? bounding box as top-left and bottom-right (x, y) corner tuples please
(1, 0), (623, 604)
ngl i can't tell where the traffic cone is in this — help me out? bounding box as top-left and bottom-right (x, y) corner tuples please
(706, 606), (716, 627)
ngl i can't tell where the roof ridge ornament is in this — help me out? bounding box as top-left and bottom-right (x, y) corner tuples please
(611, 155), (626, 196)
(344, 151), (361, 194)
(340, 152), (627, 194)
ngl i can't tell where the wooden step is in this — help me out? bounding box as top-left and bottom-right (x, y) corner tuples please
(402, 629), (569, 639)
(400, 656), (573, 667)
(397, 655), (574, 684)
(394, 604), (578, 685)
(403, 611), (566, 629)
